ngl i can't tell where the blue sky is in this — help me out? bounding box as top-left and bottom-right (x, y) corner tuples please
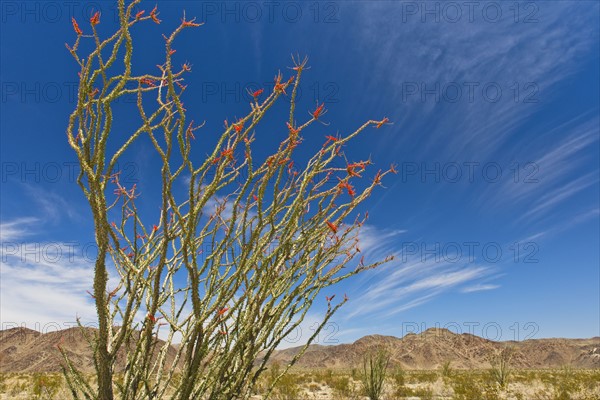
(1, 1), (599, 347)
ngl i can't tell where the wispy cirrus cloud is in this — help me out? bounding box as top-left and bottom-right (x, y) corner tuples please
(20, 183), (82, 223)
(354, 2), (598, 160)
(344, 261), (491, 320)
(520, 172), (598, 222)
(351, 2), (599, 261)
(482, 115), (599, 222)
(0, 217), (39, 242)
(461, 283), (501, 293)
(1, 246), (96, 329)
(338, 225), (498, 323)
(0, 217), (97, 329)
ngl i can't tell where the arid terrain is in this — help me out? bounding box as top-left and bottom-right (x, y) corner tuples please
(2, 326), (599, 373)
(266, 328), (600, 370)
(1, 327), (598, 399)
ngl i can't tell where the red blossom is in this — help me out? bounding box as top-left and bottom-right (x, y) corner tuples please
(325, 220), (337, 234)
(337, 180), (355, 197)
(323, 135), (338, 147)
(218, 307), (229, 316)
(147, 314), (162, 323)
(233, 120), (244, 133)
(376, 117), (389, 129)
(150, 6), (161, 24)
(135, 10), (145, 19)
(181, 16), (202, 27)
(221, 148), (234, 161)
(274, 73), (287, 95)
(312, 103), (325, 119)
(140, 78), (155, 87)
(90, 11), (100, 26)
(71, 17), (82, 35)
(251, 88), (264, 98)
(347, 162), (368, 178)
(346, 166), (362, 178)
(286, 122), (299, 136)
(373, 170), (382, 185)
(326, 295), (335, 303)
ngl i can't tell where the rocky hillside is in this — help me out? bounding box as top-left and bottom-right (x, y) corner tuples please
(266, 328), (600, 370)
(1, 327), (598, 373)
(0, 327), (179, 373)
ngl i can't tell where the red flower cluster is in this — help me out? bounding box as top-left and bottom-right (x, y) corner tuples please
(312, 103), (325, 119)
(274, 73), (287, 94)
(346, 162), (368, 178)
(376, 117), (389, 128)
(251, 88), (264, 98)
(213, 148), (234, 164)
(90, 11), (100, 26)
(71, 17), (82, 35)
(325, 221), (337, 234)
(150, 6), (161, 24)
(140, 78), (155, 87)
(218, 307), (229, 316)
(233, 120), (244, 133)
(286, 122), (299, 136)
(338, 180), (355, 197)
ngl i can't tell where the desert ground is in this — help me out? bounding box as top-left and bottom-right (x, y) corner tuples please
(1, 367), (600, 399)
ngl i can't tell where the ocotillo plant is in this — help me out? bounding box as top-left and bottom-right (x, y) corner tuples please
(361, 348), (391, 400)
(63, 1), (393, 399)
(489, 346), (515, 388)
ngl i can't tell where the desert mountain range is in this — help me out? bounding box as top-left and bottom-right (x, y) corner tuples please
(1, 327), (598, 373)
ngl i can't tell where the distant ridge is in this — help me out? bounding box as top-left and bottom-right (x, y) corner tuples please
(265, 328), (600, 370)
(1, 326), (598, 373)
(0, 327), (178, 373)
